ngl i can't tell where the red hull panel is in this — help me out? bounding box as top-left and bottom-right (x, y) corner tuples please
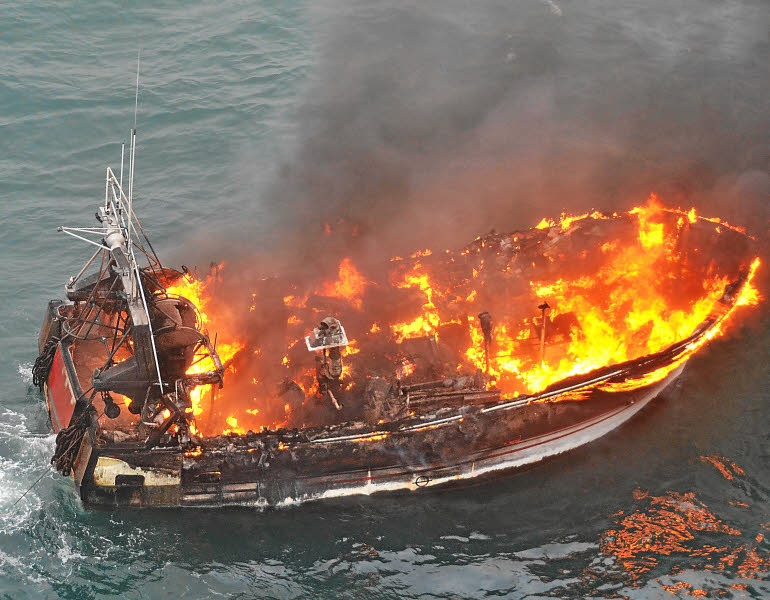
(46, 345), (77, 432)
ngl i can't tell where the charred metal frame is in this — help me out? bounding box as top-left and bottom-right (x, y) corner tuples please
(53, 143), (224, 448)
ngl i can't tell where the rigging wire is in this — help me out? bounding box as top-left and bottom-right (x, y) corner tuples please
(10, 468), (50, 510)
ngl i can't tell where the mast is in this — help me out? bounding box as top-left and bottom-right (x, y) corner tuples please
(58, 53), (165, 411)
(119, 142), (125, 191)
(54, 60), (224, 448)
(127, 50), (140, 275)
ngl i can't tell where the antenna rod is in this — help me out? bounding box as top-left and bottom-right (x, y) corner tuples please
(133, 49), (141, 129)
(120, 142), (125, 191)
(128, 130), (136, 248)
(125, 51), (140, 298)
(128, 49), (140, 262)
(127, 130), (134, 203)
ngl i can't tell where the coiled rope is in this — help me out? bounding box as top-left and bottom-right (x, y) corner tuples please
(32, 337), (59, 391)
(51, 393), (95, 477)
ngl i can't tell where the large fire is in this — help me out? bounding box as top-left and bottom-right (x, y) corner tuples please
(168, 196), (761, 436)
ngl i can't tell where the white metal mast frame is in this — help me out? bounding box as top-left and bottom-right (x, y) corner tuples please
(59, 152), (165, 397)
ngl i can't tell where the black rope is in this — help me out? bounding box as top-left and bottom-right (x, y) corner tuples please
(32, 337), (59, 391)
(50, 392), (95, 477)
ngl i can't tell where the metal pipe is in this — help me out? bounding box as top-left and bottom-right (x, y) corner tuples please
(127, 131), (132, 211)
(328, 389), (342, 411)
(127, 129), (136, 248)
(132, 257), (165, 394)
(59, 227), (109, 234)
(120, 142), (125, 191)
(105, 176), (121, 223)
(127, 129), (136, 297)
(538, 302), (550, 365)
(58, 229), (110, 251)
(109, 181), (137, 252)
(477, 312), (493, 374)
(67, 248), (102, 289)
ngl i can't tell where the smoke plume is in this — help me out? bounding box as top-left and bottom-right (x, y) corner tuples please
(181, 0), (767, 281)
(167, 1), (769, 433)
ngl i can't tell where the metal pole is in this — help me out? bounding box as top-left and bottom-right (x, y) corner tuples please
(127, 129), (136, 297)
(68, 248), (102, 289)
(133, 258), (165, 393)
(120, 142), (125, 191)
(538, 302), (550, 365)
(128, 130), (135, 239)
(477, 311), (493, 374)
(133, 49), (140, 129)
(128, 48), (140, 260)
(129, 48), (140, 267)
(127, 130), (132, 208)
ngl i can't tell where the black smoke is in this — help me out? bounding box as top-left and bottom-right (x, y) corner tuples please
(170, 1), (769, 431)
(179, 0), (767, 280)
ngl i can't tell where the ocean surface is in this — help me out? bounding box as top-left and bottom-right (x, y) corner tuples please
(1, 2), (769, 598)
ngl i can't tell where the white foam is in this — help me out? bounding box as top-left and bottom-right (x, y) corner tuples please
(0, 406), (55, 534)
(17, 362), (33, 385)
(540, 0), (563, 17)
(56, 534), (88, 564)
(0, 548), (46, 585)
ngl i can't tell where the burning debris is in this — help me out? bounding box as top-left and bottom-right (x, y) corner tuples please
(170, 196), (759, 438)
(307, 316), (348, 411)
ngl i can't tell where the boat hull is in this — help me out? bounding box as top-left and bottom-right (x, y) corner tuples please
(62, 362), (682, 508)
(37, 247), (753, 509)
(240, 365), (681, 507)
(44, 343), (81, 433)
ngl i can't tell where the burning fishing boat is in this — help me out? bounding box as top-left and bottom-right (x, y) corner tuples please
(35, 136), (761, 507)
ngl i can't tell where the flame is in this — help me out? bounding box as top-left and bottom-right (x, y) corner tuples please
(283, 294), (308, 309)
(164, 268), (247, 434)
(630, 195), (665, 250)
(186, 340), (244, 420)
(165, 195), (760, 437)
(391, 266), (441, 340)
(353, 433), (389, 442)
(398, 361), (416, 378)
(458, 198), (760, 395)
(222, 415), (248, 435)
(166, 276), (211, 324)
(736, 257), (761, 308)
(410, 248), (433, 258)
(321, 257), (368, 309)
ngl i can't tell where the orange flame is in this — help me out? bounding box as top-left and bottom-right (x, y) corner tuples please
(321, 257), (368, 309)
(166, 196), (760, 436)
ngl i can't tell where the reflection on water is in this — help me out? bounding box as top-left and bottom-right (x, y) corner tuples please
(599, 455), (770, 596)
(699, 455), (746, 481)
